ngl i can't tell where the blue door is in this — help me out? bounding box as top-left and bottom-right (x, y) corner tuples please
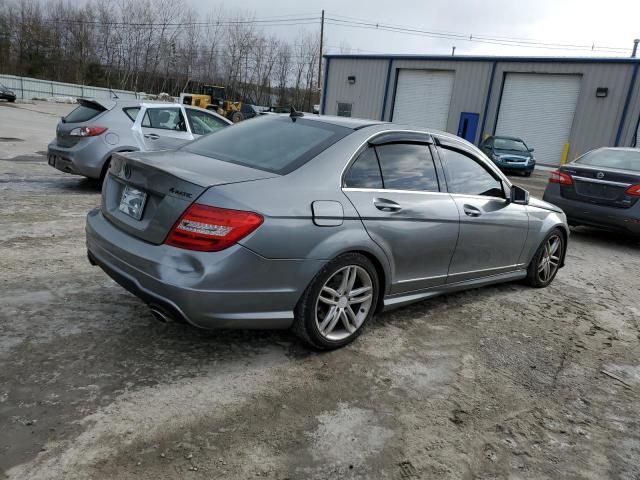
(457, 112), (479, 143)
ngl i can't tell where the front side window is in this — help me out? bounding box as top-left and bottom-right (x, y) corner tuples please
(376, 143), (439, 192)
(186, 109), (228, 135)
(337, 102), (352, 117)
(142, 108), (186, 131)
(345, 147), (383, 188)
(439, 147), (505, 198)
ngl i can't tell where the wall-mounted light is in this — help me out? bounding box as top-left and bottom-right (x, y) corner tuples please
(596, 87), (608, 98)
(348, 76), (356, 85)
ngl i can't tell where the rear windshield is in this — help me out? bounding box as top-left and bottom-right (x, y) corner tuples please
(575, 149), (640, 172)
(64, 102), (105, 123)
(182, 116), (352, 174)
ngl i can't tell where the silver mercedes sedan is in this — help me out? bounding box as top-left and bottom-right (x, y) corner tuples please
(86, 113), (568, 349)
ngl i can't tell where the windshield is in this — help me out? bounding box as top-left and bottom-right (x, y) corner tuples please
(575, 149), (640, 172)
(182, 116), (351, 174)
(493, 138), (529, 152)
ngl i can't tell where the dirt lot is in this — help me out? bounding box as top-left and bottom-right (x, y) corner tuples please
(1, 102), (639, 480)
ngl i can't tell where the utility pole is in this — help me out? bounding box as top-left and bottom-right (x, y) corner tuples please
(451, 46), (456, 56)
(632, 39), (639, 58)
(318, 10), (325, 90)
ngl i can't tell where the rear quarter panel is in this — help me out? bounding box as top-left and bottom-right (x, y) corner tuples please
(193, 126), (394, 289)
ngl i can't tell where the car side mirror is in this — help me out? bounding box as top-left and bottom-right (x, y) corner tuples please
(528, 148), (535, 152)
(510, 185), (530, 205)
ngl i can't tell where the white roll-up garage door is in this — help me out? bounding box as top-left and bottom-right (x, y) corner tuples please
(392, 69), (454, 130)
(495, 73), (581, 165)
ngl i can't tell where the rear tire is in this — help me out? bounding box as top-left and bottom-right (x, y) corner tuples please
(293, 253), (379, 350)
(230, 111), (244, 123)
(525, 228), (564, 288)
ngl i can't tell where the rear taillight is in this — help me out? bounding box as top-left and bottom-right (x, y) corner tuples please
(625, 184), (640, 196)
(549, 169), (573, 185)
(69, 126), (108, 137)
(165, 203), (263, 252)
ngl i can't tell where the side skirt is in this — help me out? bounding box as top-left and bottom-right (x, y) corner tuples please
(382, 270), (527, 311)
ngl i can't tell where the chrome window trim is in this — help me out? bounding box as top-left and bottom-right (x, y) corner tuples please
(343, 187), (451, 196)
(447, 263), (527, 278)
(447, 192), (510, 203)
(572, 175), (631, 188)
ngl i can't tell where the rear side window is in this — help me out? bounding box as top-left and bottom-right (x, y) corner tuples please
(376, 143), (439, 192)
(142, 107), (186, 131)
(345, 148), (383, 188)
(575, 149), (640, 172)
(64, 103), (104, 123)
(183, 116), (351, 175)
(123, 107), (140, 122)
(439, 147), (505, 198)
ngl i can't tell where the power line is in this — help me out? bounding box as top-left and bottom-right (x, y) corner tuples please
(324, 14), (631, 54)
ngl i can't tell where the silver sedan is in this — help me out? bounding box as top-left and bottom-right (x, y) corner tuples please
(86, 113), (568, 349)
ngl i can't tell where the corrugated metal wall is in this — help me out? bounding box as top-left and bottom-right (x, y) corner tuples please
(385, 59), (492, 143)
(321, 59), (389, 120)
(0, 74), (139, 101)
(483, 62), (638, 161)
(322, 56), (640, 161)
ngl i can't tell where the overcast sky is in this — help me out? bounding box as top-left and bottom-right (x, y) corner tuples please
(187, 0), (640, 57)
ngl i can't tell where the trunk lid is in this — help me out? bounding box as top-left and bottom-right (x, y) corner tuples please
(560, 164), (640, 208)
(56, 99), (112, 147)
(102, 151), (278, 244)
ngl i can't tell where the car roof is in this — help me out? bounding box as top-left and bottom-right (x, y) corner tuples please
(299, 114), (387, 130)
(594, 147), (640, 152)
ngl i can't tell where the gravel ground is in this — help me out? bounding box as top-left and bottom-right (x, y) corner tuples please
(1, 102), (639, 479)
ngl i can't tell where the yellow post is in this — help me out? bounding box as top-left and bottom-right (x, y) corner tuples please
(560, 143), (570, 165)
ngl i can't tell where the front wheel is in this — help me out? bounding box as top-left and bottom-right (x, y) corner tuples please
(293, 253), (379, 350)
(525, 229), (564, 287)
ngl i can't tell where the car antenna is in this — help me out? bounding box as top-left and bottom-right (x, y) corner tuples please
(110, 88), (119, 99)
(290, 106), (304, 119)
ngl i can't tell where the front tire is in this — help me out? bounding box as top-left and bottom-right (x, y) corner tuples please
(525, 229), (564, 287)
(293, 253), (379, 350)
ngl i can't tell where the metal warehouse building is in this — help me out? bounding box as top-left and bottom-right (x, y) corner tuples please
(320, 55), (640, 165)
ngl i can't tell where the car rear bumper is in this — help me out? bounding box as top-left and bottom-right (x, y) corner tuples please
(86, 208), (324, 329)
(48, 138), (111, 178)
(543, 184), (640, 235)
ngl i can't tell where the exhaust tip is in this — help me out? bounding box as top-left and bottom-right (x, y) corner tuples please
(149, 307), (170, 323)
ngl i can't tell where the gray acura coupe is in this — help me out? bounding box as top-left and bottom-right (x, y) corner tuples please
(86, 113), (569, 349)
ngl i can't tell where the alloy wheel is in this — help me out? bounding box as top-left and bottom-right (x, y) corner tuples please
(315, 265), (374, 341)
(537, 234), (562, 283)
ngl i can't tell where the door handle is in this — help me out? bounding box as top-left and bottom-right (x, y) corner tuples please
(373, 198), (402, 212)
(144, 133), (160, 140)
(463, 204), (482, 217)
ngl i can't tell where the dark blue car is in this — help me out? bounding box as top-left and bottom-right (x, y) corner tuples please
(480, 135), (535, 176)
